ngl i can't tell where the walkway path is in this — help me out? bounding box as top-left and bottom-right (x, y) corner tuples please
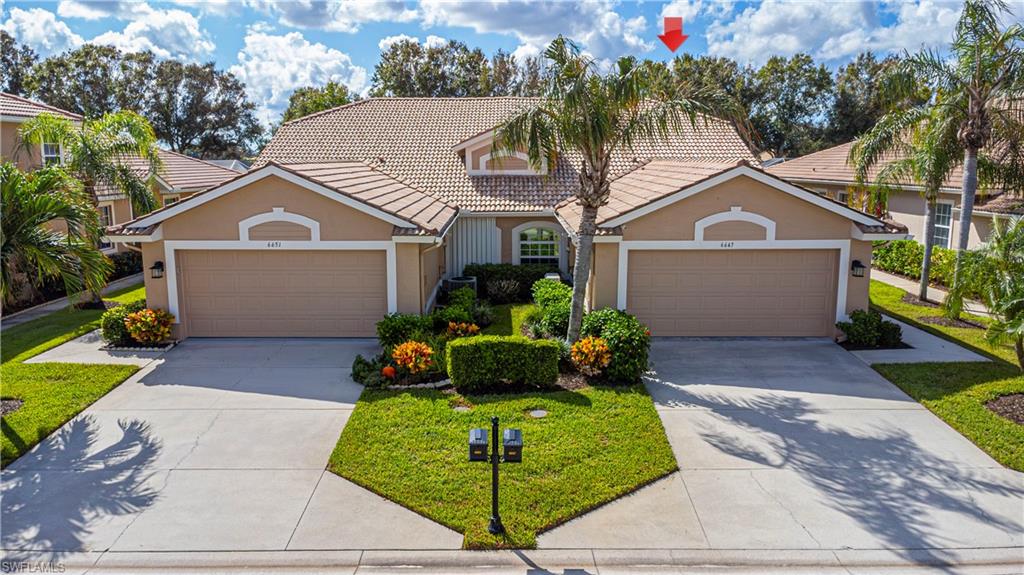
(1, 273), (144, 331)
(872, 269), (991, 316)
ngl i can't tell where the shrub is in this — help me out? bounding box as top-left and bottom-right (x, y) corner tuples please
(125, 308), (174, 345)
(377, 313), (433, 349)
(352, 354), (389, 388)
(446, 335), (559, 393)
(837, 309), (903, 348)
(431, 305), (473, 331)
(447, 321), (480, 338)
(539, 298), (571, 338)
(471, 301), (494, 326)
(463, 263), (558, 302)
(100, 299), (147, 345)
(107, 251), (144, 280)
(532, 278), (571, 308)
(871, 240), (995, 300)
(571, 336), (612, 376)
(448, 286), (476, 313)
(581, 308), (651, 383)
(392, 340), (435, 375)
(486, 279), (521, 304)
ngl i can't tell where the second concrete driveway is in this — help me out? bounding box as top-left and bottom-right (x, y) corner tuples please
(541, 338), (1024, 564)
(1, 339), (462, 557)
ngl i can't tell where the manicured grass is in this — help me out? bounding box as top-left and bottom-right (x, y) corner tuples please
(874, 362), (1024, 471)
(481, 303), (538, 336)
(329, 385), (677, 548)
(1, 282), (146, 466)
(868, 280), (1023, 470)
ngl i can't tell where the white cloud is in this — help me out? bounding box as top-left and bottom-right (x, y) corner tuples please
(511, 42), (542, 62)
(2, 7), (84, 56)
(168, 0), (236, 17)
(660, 0), (703, 21)
(419, 0), (653, 60)
(230, 29), (368, 125)
(244, 0), (417, 33)
(378, 33), (418, 51)
(706, 0), (963, 65)
(90, 9), (215, 60)
(424, 34), (447, 48)
(57, 0), (153, 20)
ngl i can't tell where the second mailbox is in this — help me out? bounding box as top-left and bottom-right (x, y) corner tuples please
(502, 428), (522, 463)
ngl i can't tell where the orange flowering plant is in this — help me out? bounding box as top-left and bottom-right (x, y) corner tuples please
(391, 340), (434, 374)
(571, 336), (612, 377)
(124, 308), (175, 345)
(446, 321), (480, 338)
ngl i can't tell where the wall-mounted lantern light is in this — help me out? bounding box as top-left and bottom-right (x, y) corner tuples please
(150, 261), (165, 279)
(851, 260), (866, 278)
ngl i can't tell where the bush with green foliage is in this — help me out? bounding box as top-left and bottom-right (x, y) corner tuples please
(837, 309), (903, 348)
(446, 335), (559, 393)
(463, 263), (558, 302)
(99, 299), (147, 345)
(108, 251), (143, 280)
(471, 300), (494, 326)
(447, 286), (476, 311)
(376, 313), (433, 349)
(531, 278), (572, 337)
(532, 278), (571, 308)
(352, 354), (388, 388)
(486, 279), (522, 304)
(581, 308), (651, 383)
(872, 240), (995, 299)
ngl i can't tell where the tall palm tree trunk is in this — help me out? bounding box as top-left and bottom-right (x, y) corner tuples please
(566, 205), (597, 342)
(919, 193), (938, 301)
(953, 148), (979, 285)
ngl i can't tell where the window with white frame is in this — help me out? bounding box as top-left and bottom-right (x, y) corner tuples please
(836, 189), (850, 204)
(98, 205), (113, 250)
(42, 143), (62, 166)
(517, 227), (560, 266)
(931, 202), (953, 248)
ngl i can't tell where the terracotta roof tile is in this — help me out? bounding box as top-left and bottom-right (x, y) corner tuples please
(1, 92), (83, 121)
(257, 97), (756, 212)
(975, 194), (1024, 215)
(95, 149), (242, 200)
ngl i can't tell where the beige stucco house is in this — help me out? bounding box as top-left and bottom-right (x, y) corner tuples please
(106, 97), (906, 339)
(767, 141), (1023, 250)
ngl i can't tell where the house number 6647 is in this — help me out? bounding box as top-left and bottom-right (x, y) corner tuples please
(720, 241), (734, 248)
(266, 241), (282, 248)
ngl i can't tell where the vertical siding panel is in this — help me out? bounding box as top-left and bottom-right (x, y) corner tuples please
(446, 217), (498, 277)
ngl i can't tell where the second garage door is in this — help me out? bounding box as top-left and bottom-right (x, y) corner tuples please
(626, 249), (838, 337)
(179, 250), (387, 337)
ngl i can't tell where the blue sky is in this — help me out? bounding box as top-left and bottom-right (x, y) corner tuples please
(1, 1), (980, 125)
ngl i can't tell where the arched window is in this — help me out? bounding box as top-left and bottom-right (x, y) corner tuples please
(512, 222), (565, 270)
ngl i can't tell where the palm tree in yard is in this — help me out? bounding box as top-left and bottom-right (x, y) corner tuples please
(1, 163), (111, 305)
(851, 0), (1024, 312)
(495, 37), (748, 341)
(977, 216), (1024, 369)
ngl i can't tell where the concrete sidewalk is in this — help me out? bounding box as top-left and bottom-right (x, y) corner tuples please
(1, 273), (144, 331)
(849, 317), (990, 364)
(872, 269), (991, 317)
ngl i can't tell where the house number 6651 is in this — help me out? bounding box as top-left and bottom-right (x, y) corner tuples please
(266, 241), (282, 248)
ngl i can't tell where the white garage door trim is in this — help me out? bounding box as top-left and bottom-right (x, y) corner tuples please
(163, 239), (397, 324)
(616, 239), (850, 324)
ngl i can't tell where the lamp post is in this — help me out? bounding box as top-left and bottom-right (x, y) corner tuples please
(468, 416), (522, 535)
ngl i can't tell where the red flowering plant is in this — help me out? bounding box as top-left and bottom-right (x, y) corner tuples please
(446, 321), (480, 338)
(571, 336), (612, 376)
(391, 340), (434, 375)
(124, 308), (175, 345)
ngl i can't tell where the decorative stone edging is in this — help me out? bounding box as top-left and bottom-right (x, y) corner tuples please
(385, 379), (451, 390)
(101, 341), (177, 352)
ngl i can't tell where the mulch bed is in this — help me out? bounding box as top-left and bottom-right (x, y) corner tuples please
(838, 340), (913, 351)
(986, 394), (1024, 426)
(1, 399), (24, 417)
(75, 300), (120, 311)
(917, 315), (986, 329)
(901, 293), (941, 308)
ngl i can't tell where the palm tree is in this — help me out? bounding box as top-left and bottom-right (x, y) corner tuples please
(17, 110), (162, 217)
(495, 37), (748, 341)
(977, 216), (1024, 369)
(0, 162), (111, 305)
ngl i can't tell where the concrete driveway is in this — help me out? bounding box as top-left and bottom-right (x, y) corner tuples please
(1, 339), (462, 559)
(541, 338), (1024, 565)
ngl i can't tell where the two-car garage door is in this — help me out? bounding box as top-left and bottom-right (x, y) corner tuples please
(179, 250), (386, 337)
(627, 249), (838, 337)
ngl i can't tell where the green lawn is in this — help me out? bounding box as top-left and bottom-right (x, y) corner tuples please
(1, 282), (146, 466)
(482, 303), (538, 336)
(869, 280), (1023, 471)
(329, 385), (677, 548)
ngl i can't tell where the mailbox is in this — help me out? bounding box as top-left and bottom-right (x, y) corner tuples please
(502, 428), (522, 463)
(469, 428), (488, 462)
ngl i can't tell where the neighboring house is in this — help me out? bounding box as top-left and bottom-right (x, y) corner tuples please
(106, 97), (906, 340)
(767, 141), (1023, 250)
(1, 92), (83, 171)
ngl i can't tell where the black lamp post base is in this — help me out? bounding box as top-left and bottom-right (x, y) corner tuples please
(488, 517), (505, 535)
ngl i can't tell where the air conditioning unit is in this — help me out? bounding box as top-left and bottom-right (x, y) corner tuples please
(446, 276), (478, 295)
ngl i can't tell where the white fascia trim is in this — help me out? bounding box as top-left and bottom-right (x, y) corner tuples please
(452, 129), (495, 152)
(162, 240), (397, 324)
(393, 235), (441, 243)
(694, 207), (776, 241)
(511, 220), (569, 272)
(238, 207), (321, 241)
(153, 175), (174, 193)
(850, 223), (910, 241)
(602, 166), (884, 229)
(129, 165), (417, 230)
(105, 226), (163, 244)
(593, 235), (622, 243)
(616, 239), (851, 324)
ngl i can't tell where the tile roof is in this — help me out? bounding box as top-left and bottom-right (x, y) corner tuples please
(975, 193), (1024, 215)
(766, 141), (966, 191)
(256, 97), (756, 213)
(1, 92), (83, 121)
(96, 149), (242, 200)
(556, 159), (904, 235)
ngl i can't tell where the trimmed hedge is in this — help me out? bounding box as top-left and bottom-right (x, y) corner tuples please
(837, 309), (903, 348)
(872, 240), (995, 300)
(376, 313), (433, 349)
(446, 335), (559, 393)
(100, 299), (147, 345)
(463, 263), (558, 302)
(532, 278), (573, 338)
(581, 308), (651, 383)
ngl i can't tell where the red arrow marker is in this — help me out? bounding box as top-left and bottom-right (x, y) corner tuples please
(658, 16), (688, 52)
